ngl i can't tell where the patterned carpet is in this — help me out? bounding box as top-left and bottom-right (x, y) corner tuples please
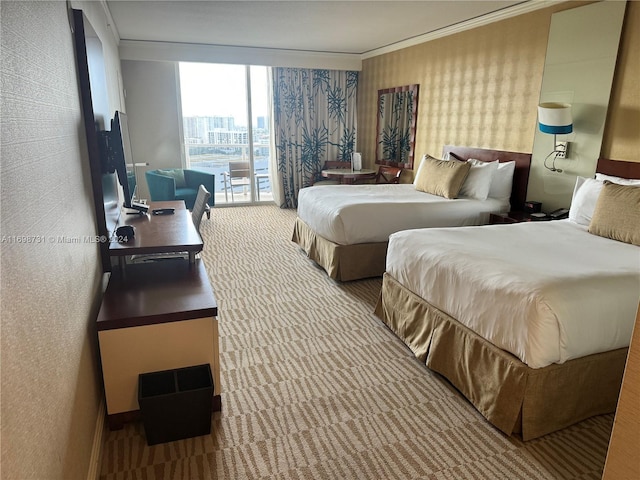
(99, 205), (613, 479)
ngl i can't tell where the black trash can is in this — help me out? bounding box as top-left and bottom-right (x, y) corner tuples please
(138, 364), (213, 445)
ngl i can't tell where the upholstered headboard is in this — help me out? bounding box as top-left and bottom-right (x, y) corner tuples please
(442, 145), (532, 211)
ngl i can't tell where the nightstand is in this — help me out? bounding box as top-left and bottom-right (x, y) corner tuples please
(489, 211), (533, 224)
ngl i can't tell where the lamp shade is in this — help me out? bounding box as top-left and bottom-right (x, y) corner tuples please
(538, 102), (573, 134)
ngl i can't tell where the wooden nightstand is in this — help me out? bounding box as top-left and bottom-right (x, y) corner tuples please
(489, 211), (533, 224)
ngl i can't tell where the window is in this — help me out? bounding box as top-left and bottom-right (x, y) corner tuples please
(179, 63), (271, 204)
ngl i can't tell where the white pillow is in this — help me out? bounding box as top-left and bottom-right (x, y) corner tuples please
(459, 159), (499, 200)
(595, 173), (640, 186)
(568, 177), (604, 226)
(488, 161), (516, 201)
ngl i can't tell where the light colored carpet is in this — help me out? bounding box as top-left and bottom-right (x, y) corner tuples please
(99, 205), (613, 479)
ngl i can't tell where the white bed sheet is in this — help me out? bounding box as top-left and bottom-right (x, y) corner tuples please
(296, 184), (508, 244)
(386, 220), (640, 368)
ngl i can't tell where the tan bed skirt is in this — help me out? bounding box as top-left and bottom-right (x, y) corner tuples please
(375, 272), (627, 440)
(291, 217), (387, 281)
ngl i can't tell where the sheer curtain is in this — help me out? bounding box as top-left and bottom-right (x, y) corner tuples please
(271, 68), (358, 208)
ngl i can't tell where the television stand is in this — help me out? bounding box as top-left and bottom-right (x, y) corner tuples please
(124, 201), (149, 214)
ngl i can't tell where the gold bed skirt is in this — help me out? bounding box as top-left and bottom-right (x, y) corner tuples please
(291, 217), (387, 281)
(375, 272), (627, 440)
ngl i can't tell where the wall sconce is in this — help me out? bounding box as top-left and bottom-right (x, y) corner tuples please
(538, 102), (573, 173)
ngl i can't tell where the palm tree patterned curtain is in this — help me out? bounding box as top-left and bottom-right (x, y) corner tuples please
(271, 68), (358, 208)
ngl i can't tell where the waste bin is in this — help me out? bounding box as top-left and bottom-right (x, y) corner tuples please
(138, 364), (213, 445)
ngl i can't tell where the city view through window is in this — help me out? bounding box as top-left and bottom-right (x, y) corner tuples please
(179, 63), (271, 204)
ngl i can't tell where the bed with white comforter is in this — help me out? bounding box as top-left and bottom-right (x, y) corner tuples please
(297, 184), (507, 244)
(375, 158), (640, 439)
(292, 145), (532, 281)
(386, 220), (639, 369)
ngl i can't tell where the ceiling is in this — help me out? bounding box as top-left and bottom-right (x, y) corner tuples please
(106, 1), (527, 56)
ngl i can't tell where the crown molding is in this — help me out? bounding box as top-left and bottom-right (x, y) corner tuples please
(119, 40), (362, 71)
(99, 0), (120, 44)
(361, 0), (566, 60)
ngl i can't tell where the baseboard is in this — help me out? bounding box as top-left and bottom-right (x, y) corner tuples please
(87, 399), (106, 480)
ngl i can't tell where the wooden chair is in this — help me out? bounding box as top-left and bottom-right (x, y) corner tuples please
(311, 160), (351, 186)
(375, 165), (402, 184)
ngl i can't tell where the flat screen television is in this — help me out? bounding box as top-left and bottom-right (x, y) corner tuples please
(109, 111), (147, 213)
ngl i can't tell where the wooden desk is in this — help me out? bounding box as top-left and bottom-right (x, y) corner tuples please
(97, 260), (220, 429)
(321, 168), (376, 184)
(109, 201), (203, 266)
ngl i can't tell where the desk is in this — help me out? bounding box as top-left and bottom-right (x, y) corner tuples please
(109, 201), (202, 267)
(97, 260), (220, 429)
(321, 168), (376, 184)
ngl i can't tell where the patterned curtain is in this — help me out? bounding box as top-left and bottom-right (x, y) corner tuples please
(271, 68), (358, 208)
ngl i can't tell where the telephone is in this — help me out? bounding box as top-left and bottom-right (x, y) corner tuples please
(548, 207), (570, 220)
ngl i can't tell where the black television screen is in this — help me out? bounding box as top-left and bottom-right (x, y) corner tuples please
(110, 111), (147, 213)
(110, 111), (133, 205)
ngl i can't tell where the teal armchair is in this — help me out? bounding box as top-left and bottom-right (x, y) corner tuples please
(145, 169), (215, 210)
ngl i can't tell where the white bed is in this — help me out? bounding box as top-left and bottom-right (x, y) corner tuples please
(375, 157), (640, 439)
(386, 220), (639, 369)
(292, 145), (532, 281)
(297, 184), (508, 244)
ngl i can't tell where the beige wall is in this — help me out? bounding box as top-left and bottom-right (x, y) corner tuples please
(0, 2), (122, 478)
(359, 1), (640, 185)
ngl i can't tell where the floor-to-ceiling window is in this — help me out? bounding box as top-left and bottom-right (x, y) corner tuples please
(179, 63), (271, 205)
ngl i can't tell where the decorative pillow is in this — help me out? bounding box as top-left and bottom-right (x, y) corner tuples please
(413, 154), (432, 185)
(158, 168), (187, 188)
(588, 181), (640, 246)
(413, 153), (459, 185)
(459, 159), (499, 200)
(569, 177), (603, 226)
(414, 156), (471, 199)
(488, 161), (516, 201)
(595, 173), (640, 186)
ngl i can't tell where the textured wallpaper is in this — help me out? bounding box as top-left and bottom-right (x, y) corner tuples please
(603, 0), (640, 162)
(1, 2), (105, 478)
(359, 1), (639, 181)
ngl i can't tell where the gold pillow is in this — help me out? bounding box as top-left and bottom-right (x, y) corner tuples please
(588, 181), (640, 246)
(414, 155), (471, 199)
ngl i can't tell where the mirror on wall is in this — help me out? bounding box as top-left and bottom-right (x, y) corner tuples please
(375, 84), (419, 169)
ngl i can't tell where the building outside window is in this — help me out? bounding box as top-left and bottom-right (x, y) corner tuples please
(179, 63), (272, 205)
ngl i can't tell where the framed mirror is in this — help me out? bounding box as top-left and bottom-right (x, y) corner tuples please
(375, 84), (419, 169)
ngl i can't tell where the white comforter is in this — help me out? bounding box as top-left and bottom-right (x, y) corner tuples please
(296, 184), (508, 244)
(386, 220), (640, 368)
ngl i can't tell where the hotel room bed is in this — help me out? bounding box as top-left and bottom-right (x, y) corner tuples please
(375, 157), (640, 440)
(292, 145), (531, 281)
